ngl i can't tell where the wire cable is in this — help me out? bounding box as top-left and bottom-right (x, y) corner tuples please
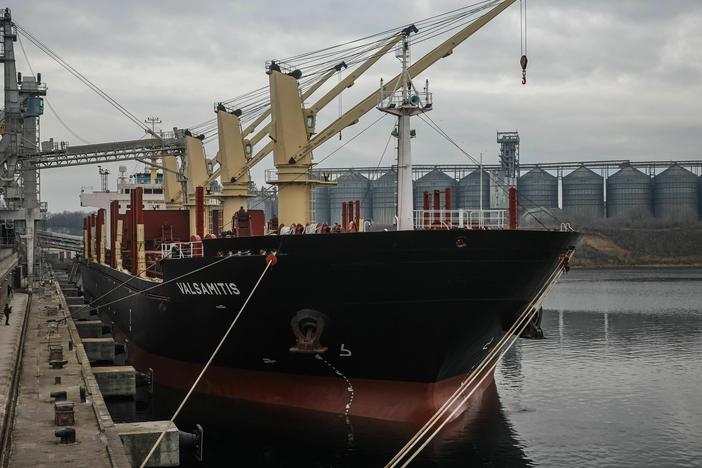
(138, 254), (276, 468)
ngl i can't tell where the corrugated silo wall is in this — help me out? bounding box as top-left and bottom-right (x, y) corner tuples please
(458, 170), (491, 209)
(653, 165), (699, 222)
(562, 167), (604, 218)
(329, 173), (372, 224)
(606, 166), (652, 219)
(517, 168), (558, 209)
(312, 186), (331, 224)
(413, 170), (458, 211)
(371, 171), (397, 226)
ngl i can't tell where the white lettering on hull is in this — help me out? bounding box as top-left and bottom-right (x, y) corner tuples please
(175, 282), (241, 296)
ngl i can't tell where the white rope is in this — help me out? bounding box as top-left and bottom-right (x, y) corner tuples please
(87, 251), (174, 307)
(138, 255), (276, 468)
(89, 253), (236, 312)
(386, 254), (571, 467)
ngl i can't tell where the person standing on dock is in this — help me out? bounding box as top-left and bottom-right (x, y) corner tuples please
(3, 303), (10, 325)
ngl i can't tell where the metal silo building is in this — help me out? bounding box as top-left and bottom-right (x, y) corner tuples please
(606, 165), (652, 219)
(653, 164), (699, 222)
(413, 169), (458, 211)
(371, 170), (397, 226)
(458, 169), (491, 210)
(330, 172), (371, 224)
(517, 168), (558, 209)
(562, 166), (604, 218)
(311, 186), (331, 224)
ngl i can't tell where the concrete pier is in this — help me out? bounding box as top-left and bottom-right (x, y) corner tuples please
(116, 421), (180, 467)
(65, 296), (86, 306)
(83, 337), (117, 363)
(75, 319), (105, 338)
(61, 287), (81, 297)
(93, 366), (136, 398)
(69, 304), (95, 320)
(2, 282), (131, 467)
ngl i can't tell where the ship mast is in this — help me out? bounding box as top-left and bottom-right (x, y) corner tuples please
(377, 29), (432, 231)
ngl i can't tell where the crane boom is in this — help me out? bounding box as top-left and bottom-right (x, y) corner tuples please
(290, 0), (516, 163)
(233, 32), (405, 182)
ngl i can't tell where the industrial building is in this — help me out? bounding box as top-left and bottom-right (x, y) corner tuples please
(304, 160), (701, 226)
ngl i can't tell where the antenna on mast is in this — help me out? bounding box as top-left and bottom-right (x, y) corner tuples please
(377, 26), (431, 231)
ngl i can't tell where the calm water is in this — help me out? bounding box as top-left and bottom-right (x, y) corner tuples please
(110, 268), (702, 467)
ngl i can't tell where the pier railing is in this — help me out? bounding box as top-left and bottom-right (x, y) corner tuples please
(413, 209), (506, 230)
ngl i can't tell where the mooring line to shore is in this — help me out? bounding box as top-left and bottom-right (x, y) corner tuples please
(386, 252), (572, 467)
(87, 250), (175, 308)
(138, 254), (275, 468)
(89, 253), (237, 312)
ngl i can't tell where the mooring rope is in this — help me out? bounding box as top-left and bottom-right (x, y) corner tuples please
(138, 254), (276, 468)
(88, 253), (237, 313)
(87, 250), (174, 308)
(386, 253), (571, 467)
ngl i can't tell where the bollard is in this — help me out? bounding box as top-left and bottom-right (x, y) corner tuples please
(54, 401), (75, 426)
(55, 376), (62, 385)
(55, 427), (76, 444)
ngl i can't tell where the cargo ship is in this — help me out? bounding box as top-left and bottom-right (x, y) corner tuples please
(76, 0), (579, 424)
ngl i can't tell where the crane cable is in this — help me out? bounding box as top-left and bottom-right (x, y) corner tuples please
(520, 0), (528, 85)
(386, 253), (571, 467)
(138, 254), (276, 468)
(16, 34), (91, 145)
(14, 23), (156, 138)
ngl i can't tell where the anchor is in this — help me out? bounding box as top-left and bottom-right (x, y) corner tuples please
(289, 309), (329, 354)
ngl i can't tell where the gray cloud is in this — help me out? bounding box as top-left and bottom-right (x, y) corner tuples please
(8, 0), (702, 211)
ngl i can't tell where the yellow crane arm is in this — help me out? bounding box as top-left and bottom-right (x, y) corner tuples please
(234, 32), (405, 181)
(242, 66), (338, 139)
(309, 32), (404, 114)
(290, 0), (516, 163)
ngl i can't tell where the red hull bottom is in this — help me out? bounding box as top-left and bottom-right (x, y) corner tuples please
(124, 337), (497, 424)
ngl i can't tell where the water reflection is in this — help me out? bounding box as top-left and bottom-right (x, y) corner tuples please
(111, 378), (532, 467)
(498, 268), (702, 467)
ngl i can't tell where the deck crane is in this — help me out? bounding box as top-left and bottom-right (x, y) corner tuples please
(267, 0), (516, 225)
(164, 63), (344, 218)
(209, 64), (343, 224)
(177, 29), (409, 227)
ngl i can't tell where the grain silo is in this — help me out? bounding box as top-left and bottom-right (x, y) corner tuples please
(517, 167), (558, 209)
(458, 169), (490, 210)
(562, 166), (604, 218)
(311, 186), (331, 224)
(653, 164), (698, 222)
(330, 172), (371, 224)
(413, 169), (458, 211)
(606, 165), (652, 219)
(371, 170), (397, 226)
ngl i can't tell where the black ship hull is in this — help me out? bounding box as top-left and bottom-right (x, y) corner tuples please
(80, 229), (578, 423)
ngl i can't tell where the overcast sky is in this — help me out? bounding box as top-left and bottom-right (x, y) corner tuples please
(8, 0), (702, 212)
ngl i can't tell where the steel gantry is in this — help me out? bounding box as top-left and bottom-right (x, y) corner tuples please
(19, 137), (185, 169)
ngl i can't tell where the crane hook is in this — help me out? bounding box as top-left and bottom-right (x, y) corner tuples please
(520, 54), (528, 85)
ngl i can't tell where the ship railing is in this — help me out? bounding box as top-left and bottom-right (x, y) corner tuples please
(161, 241), (203, 259)
(413, 209), (506, 230)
